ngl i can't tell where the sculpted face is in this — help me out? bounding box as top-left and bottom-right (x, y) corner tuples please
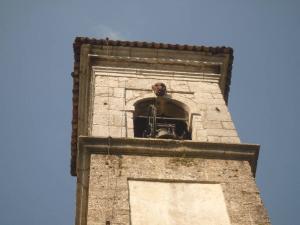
(152, 82), (167, 96)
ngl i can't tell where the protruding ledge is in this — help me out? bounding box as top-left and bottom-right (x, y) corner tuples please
(77, 136), (260, 177)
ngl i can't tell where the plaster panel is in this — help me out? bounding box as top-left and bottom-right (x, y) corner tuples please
(128, 180), (231, 225)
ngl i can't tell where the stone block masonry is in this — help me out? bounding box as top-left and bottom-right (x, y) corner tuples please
(91, 66), (240, 143)
(75, 137), (270, 225)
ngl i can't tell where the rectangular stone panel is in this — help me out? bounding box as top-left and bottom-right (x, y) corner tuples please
(128, 180), (231, 225)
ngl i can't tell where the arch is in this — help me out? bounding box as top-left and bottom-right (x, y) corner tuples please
(125, 92), (198, 115)
(133, 96), (192, 140)
(134, 97), (189, 118)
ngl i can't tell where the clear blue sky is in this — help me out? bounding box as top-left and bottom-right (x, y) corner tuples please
(0, 1), (299, 224)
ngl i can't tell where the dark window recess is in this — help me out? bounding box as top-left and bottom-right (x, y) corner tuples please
(134, 98), (191, 140)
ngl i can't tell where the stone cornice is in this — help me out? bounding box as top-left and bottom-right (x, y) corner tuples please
(93, 66), (221, 83)
(89, 54), (223, 67)
(77, 137), (259, 177)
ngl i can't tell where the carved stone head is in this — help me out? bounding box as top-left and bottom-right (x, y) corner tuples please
(152, 82), (167, 96)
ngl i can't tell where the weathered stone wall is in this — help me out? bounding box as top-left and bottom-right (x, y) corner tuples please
(91, 67), (240, 143)
(86, 154), (269, 225)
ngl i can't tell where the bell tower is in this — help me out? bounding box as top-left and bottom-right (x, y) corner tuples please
(70, 37), (270, 225)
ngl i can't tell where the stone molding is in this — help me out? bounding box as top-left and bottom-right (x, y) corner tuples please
(93, 65), (221, 83)
(78, 137), (259, 176)
(89, 54), (223, 67)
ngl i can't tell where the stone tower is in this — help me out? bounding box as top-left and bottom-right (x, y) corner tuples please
(70, 37), (270, 225)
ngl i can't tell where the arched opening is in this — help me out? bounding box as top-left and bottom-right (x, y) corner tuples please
(133, 97), (191, 140)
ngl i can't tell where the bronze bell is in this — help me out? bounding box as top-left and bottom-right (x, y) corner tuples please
(155, 126), (177, 139)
